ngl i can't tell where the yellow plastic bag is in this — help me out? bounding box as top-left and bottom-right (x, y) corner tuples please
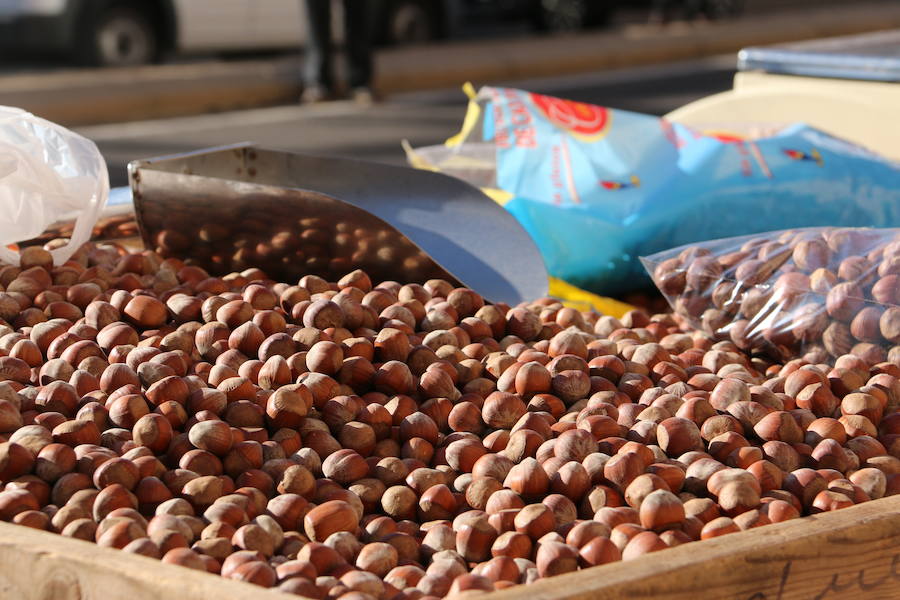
(547, 277), (634, 319)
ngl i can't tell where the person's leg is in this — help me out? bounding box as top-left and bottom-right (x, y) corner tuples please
(342, 0), (374, 92)
(684, 0), (705, 20)
(302, 0), (333, 98)
(649, 0), (676, 24)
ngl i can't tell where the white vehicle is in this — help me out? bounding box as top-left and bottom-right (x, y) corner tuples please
(0, 0), (446, 67)
(0, 0), (617, 67)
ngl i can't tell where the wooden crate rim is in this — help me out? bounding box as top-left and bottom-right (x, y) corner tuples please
(490, 493), (900, 600)
(4, 494), (900, 600)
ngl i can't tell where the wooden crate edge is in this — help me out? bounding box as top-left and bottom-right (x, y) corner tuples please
(0, 521), (298, 600)
(486, 494), (900, 600)
(5, 494), (900, 599)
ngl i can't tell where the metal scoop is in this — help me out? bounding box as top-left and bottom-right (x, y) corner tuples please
(128, 143), (547, 305)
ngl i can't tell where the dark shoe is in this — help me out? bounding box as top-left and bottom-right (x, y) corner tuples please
(301, 84), (330, 104)
(352, 86), (378, 106)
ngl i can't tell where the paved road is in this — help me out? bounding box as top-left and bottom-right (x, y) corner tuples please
(78, 55), (737, 187)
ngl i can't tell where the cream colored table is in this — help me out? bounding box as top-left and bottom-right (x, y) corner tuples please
(666, 30), (900, 160)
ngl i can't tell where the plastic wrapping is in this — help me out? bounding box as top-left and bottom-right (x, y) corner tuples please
(24, 187), (138, 247)
(642, 227), (900, 364)
(407, 85), (900, 295)
(0, 106), (108, 264)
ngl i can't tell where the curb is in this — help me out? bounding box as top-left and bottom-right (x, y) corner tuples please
(377, 2), (900, 92)
(2, 2), (898, 126)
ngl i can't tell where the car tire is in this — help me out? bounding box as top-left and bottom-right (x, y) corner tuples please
(385, 0), (435, 45)
(76, 5), (158, 67)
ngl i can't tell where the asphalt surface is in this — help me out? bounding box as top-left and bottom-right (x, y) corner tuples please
(78, 55), (737, 187)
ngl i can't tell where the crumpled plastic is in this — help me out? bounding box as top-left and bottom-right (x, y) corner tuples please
(642, 226), (900, 365)
(0, 106), (108, 265)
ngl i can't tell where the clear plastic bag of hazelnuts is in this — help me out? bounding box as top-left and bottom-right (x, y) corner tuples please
(641, 227), (900, 365)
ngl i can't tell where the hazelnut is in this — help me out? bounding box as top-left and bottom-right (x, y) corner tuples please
(621, 530), (668, 560)
(123, 296), (168, 329)
(304, 500), (358, 542)
(535, 540), (579, 577)
(656, 417), (702, 455)
(700, 516), (740, 539)
(504, 458), (549, 499)
(638, 489), (684, 531)
(881, 307), (900, 343)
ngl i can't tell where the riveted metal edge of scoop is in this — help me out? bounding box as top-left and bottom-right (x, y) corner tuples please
(128, 143), (548, 305)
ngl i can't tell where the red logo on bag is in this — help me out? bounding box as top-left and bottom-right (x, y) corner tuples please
(529, 93), (611, 141)
(706, 131), (745, 144)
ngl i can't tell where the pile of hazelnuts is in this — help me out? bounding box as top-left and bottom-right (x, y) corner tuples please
(144, 200), (452, 287)
(0, 239), (898, 600)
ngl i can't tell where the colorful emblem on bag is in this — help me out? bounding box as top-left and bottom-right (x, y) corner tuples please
(599, 175), (640, 190)
(783, 148), (823, 166)
(529, 93), (612, 141)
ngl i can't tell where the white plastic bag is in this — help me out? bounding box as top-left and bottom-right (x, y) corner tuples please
(0, 106), (108, 265)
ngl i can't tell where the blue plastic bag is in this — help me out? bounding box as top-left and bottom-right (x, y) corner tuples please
(408, 86), (900, 295)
